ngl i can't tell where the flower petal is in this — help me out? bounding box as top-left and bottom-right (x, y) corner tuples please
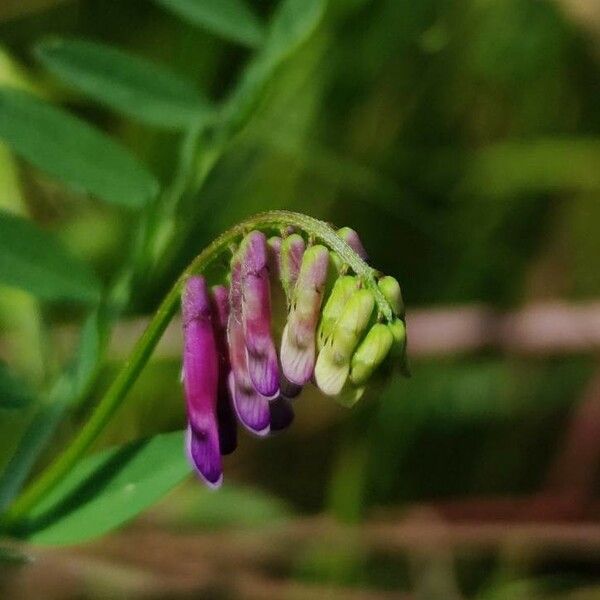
(337, 226), (368, 261)
(280, 245), (330, 385)
(228, 371), (270, 436)
(228, 254), (271, 436)
(182, 276), (222, 484)
(186, 425), (222, 488)
(240, 231), (280, 397)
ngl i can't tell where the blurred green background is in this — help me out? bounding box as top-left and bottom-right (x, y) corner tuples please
(0, 0), (599, 598)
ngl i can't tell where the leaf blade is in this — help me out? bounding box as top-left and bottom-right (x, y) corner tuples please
(19, 431), (190, 545)
(153, 0), (265, 47)
(0, 87), (158, 208)
(0, 211), (101, 303)
(35, 38), (211, 130)
(223, 0), (326, 133)
(0, 362), (34, 410)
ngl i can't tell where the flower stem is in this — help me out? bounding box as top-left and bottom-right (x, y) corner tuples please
(2, 211), (388, 528)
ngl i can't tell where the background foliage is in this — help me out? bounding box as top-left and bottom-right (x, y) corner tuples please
(0, 0), (599, 597)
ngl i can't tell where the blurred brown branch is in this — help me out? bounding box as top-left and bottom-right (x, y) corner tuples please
(5, 514), (600, 599)
(91, 300), (600, 362)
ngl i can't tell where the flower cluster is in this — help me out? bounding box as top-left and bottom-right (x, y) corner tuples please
(181, 226), (407, 487)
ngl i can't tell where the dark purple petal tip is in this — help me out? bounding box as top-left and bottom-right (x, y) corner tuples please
(186, 425), (223, 488)
(269, 396), (295, 433)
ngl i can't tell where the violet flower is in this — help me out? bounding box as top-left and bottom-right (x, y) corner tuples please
(182, 276), (222, 487)
(240, 231), (280, 398)
(181, 223), (408, 487)
(227, 256), (271, 436)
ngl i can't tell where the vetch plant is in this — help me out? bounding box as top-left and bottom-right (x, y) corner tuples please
(180, 217), (408, 486)
(0, 0), (409, 547)
(0, 212), (407, 545)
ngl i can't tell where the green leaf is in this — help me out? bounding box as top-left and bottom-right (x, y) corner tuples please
(152, 483), (290, 529)
(35, 38), (212, 130)
(223, 0), (326, 132)
(0, 310), (107, 511)
(0, 87), (158, 208)
(153, 0), (264, 48)
(0, 211), (101, 303)
(19, 431), (190, 545)
(0, 362), (34, 410)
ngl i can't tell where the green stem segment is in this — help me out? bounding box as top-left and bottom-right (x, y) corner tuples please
(3, 210), (389, 528)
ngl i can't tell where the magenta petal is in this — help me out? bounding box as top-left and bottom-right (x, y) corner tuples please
(228, 255), (271, 436)
(240, 231), (279, 397)
(186, 425), (222, 488)
(228, 372), (270, 436)
(182, 276), (222, 485)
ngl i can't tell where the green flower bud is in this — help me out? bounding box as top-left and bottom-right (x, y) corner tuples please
(314, 289), (375, 395)
(349, 323), (394, 385)
(317, 275), (360, 350)
(378, 276), (404, 318)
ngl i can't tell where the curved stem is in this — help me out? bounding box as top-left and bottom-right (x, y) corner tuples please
(2, 210), (387, 528)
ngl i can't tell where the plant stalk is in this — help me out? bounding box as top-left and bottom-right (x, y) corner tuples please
(2, 210), (387, 528)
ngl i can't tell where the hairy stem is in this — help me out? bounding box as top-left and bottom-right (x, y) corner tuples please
(2, 210), (388, 528)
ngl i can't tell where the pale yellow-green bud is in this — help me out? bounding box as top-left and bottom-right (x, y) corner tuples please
(317, 275), (360, 350)
(378, 276), (404, 318)
(314, 289), (374, 395)
(350, 323), (394, 385)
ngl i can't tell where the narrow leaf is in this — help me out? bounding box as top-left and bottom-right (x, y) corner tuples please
(0, 310), (107, 511)
(0, 87), (158, 208)
(0, 211), (101, 303)
(18, 431), (190, 545)
(153, 0), (264, 47)
(35, 38), (212, 130)
(0, 362), (34, 410)
(224, 0), (326, 132)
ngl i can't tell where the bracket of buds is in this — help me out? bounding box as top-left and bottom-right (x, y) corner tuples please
(182, 216), (408, 487)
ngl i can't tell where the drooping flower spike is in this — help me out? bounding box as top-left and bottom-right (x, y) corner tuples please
(181, 217), (408, 487)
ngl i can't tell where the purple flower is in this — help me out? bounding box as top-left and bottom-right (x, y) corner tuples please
(240, 231), (280, 397)
(181, 223), (408, 487)
(280, 245), (330, 385)
(182, 276), (222, 487)
(227, 256), (271, 436)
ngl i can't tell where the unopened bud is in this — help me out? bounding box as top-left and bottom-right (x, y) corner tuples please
(280, 245), (329, 385)
(350, 323), (394, 385)
(314, 289), (375, 395)
(317, 275), (360, 350)
(337, 227), (368, 261)
(378, 276), (404, 318)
